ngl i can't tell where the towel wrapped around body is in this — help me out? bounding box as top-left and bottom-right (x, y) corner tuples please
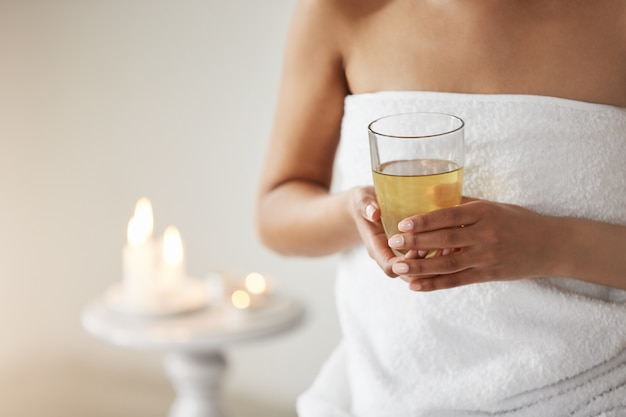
(297, 91), (626, 417)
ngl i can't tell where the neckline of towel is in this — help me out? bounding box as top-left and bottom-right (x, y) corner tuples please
(346, 90), (626, 113)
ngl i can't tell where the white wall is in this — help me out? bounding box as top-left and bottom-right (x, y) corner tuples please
(0, 1), (341, 416)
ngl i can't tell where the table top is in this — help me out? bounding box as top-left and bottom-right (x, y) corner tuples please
(81, 295), (306, 353)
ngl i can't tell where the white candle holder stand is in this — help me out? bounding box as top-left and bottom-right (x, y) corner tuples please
(81, 289), (304, 417)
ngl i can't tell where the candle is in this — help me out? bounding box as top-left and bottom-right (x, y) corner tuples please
(231, 272), (273, 310)
(245, 272), (268, 295)
(159, 225), (185, 288)
(122, 198), (156, 303)
(231, 289), (251, 310)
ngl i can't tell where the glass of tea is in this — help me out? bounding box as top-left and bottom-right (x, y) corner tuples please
(368, 112), (465, 256)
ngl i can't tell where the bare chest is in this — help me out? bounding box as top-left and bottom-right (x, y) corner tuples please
(343, 2), (626, 106)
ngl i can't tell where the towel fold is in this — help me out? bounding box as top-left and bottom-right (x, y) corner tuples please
(298, 92), (626, 417)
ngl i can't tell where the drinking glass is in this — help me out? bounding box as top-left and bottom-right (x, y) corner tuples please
(368, 112), (465, 256)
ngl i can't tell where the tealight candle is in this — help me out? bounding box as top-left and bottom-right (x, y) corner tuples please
(242, 272), (273, 309)
(231, 289), (251, 310)
(244, 272), (267, 295)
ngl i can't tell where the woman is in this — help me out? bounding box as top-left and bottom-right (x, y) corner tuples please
(256, 1), (626, 416)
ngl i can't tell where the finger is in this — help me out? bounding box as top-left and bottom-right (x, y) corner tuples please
(357, 218), (399, 278)
(363, 202), (380, 221)
(389, 227), (473, 252)
(359, 197), (380, 222)
(398, 201), (481, 233)
(353, 186), (380, 222)
(391, 251), (471, 277)
(409, 267), (483, 292)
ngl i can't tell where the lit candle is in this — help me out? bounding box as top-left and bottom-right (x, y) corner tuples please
(231, 289), (251, 310)
(243, 272), (272, 309)
(122, 198), (156, 303)
(245, 272), (267, 295)
(159, 225), (185, 288)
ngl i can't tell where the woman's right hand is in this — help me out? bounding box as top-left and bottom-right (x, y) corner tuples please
(348, 186), (400, 278)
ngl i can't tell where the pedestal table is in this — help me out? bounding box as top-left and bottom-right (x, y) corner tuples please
(81, 295), (305, 417)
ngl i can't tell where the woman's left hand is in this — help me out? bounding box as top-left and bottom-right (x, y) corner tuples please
(388, 198), (557, 291)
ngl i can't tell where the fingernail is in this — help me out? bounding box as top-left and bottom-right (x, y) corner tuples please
(365, 204), (376, 220)
(442, 248), (451, 256)
(417, 250), (427, 258)
(388, 235), (404, 248)
(398, 220), (413, 231)
(393, 262), (409, 274)
(410, 281), (422, 291)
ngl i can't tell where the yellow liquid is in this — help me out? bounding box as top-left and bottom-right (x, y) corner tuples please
(373, 159), (463, 243)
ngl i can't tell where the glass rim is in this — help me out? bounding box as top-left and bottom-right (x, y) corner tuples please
(368, 111), (465, 139)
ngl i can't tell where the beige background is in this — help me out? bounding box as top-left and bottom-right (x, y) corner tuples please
(0, 1), (341, 416)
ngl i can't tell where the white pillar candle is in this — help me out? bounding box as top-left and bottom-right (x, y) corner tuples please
(122, 198), (156, 303)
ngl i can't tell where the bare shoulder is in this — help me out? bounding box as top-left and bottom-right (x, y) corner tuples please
(283, 0), (396, 91)
(287, 0), (344, 56)
(291, 0), (395, 40)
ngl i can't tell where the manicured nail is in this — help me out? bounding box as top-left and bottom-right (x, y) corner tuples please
(388, 235), (404, 248)
(365, 204), (376, 220)
(442, 248), (451, 256)
(398, 220), (414, 232)
(410, 281), (422, 291)
(393, 262), (409, 274)
(417, 250), (427, 258)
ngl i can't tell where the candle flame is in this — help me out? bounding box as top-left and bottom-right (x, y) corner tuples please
(127, 198), (154, 246)
(245, 272), (266, 295)
(134, 197), (153, 220)
(231, 290), (250, 309)
(163, 226), (183, 266)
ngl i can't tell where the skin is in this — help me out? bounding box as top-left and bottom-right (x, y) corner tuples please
(256, 0), (626, 292)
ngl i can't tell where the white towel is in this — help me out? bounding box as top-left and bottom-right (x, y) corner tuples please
(297, 92), (626, 417)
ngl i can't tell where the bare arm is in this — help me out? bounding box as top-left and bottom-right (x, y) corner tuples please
(255, 0), (387, 258)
